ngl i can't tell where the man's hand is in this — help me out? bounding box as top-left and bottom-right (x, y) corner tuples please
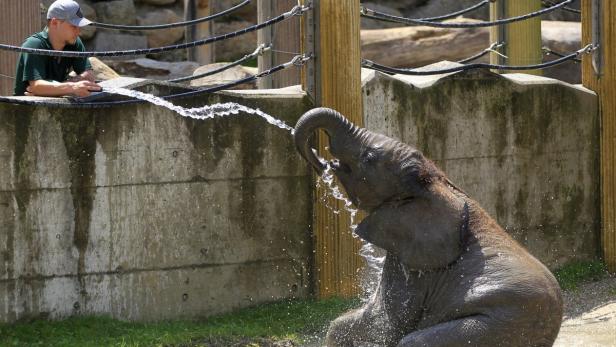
(69, 80), (101, 97)
(25, 79), (101, 97)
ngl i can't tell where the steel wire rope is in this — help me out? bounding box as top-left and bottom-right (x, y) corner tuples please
(91, 0), (250, 30)
(457, 41), (505, 64)
(543, 47), (581, 63)
(360, 0), (574, 28)
(362, 44), (593, 76)
(0, 54), (311, 108)
(542, 0), (581, 14)
(381, 0), (490, 22)
(168, 44), (271, 83)
(0, 4), (308, 58)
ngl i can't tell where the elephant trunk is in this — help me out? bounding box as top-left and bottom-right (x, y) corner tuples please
(294, 107), (357, 174)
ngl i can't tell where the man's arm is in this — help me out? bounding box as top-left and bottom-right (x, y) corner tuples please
(26, 79), (100, 97)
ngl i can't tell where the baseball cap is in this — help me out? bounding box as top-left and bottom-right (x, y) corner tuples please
(47, 0), (92, 27)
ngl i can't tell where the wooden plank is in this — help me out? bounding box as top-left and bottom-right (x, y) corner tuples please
(490, 0), (542, 74)
(184, 0), (214, 65)
(0, 1), (40, 95)
(257, 0), (301, 89)
(303, 0), (364, 298)
(582, 0), (616, 273)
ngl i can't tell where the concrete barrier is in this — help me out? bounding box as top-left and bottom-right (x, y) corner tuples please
(0, 86), (313, 322)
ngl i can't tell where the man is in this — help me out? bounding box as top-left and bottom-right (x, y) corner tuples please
(14, 0), (101, 97)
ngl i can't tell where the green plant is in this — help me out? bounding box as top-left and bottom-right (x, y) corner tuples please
(554, 260), (608, 291)
(0, 297), (359, 347)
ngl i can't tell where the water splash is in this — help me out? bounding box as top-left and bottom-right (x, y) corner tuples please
(104, 87), (294, 132)
(317, 163), (385, 301)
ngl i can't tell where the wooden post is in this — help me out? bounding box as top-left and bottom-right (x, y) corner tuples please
(303, 0), (364, 298)
(489, 0), (542, 74)
(257, 0), (302, 89)
(184, 0), (214, 64)
(0, 1), (39, 95)
(582, 0), (616, 273)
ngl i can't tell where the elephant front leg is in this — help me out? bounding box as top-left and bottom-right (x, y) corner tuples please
(396, 315), (522, 347)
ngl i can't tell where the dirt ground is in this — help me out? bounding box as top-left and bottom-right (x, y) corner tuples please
(554, 275), (616, 347)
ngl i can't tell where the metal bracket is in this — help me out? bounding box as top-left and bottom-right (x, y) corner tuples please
(592, 0), (603, 76)
(303, 0), (318, 104)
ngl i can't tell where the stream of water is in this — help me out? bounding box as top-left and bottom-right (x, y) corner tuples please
(104, 87), (385, 298)
(104, 87), (295, 133)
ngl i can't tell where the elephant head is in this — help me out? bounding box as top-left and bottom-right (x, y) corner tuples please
(294, 107), (470, 270)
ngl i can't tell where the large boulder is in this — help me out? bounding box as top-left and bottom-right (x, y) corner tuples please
(189, 63), (257, 89)
(103, 58), (200, 80)
(89, 57), (121, 80)
(93, 0), (137, 25)
(88, 32), (148, 59)
(138, 9), (185, 47)
(213, 0), (257, 23)
(213, 21), (257, 62)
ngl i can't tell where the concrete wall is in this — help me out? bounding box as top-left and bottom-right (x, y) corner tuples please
(362, 67), (600, 269)
(0, 88), (314, 322)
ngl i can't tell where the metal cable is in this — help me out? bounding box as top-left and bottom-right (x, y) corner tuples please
(542, 0), (581, 14)
(543, 47), (581, 63)
(406, 0), (490, 22)
(91, 0), (250, 30)
(168, 44), (270, 83)
(0, 4), (307, 58)
(362, 44), (593, 76)
(360, 0), (574, 28)
(457, 42), (505, 64)
(0, 54), (311, 108)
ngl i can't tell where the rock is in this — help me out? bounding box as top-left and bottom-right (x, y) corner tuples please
(103, 58), (200, 80)
(361, 19), (489, 68)
(213, 21), (257, 62)
(135, 0), (177, 5)
(93, 0), (137, 25)
(189, 63), (257, 89)
(88, 57), (121, 80)
(88, 32), (148, 59)
(138, 9), (184, 47)
(213, 0), (257, 23)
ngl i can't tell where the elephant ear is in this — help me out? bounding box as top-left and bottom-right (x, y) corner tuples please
(355, 198), (468, 271)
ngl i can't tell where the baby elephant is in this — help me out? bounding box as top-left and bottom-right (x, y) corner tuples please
(293, 108), (563, 347)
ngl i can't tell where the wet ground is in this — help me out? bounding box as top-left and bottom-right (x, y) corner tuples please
(554, 275), (616, 347)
